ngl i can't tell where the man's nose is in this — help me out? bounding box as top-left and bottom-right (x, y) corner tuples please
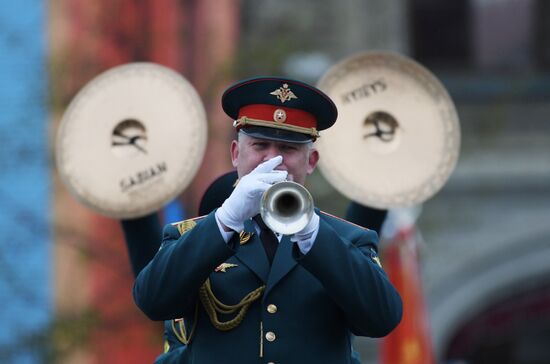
(263, 145), (280, 160)
(263, 148), (285, 169)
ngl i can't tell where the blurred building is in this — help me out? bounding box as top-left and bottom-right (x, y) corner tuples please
(236, 0), (550, 362)
(413, 1), (550, 363)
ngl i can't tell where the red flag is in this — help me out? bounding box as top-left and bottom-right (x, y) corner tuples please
(379, 210), (436, 364)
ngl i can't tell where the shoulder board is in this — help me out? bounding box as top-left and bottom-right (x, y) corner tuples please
(319, 210), (370, 231)
(171, 215), (206, 236)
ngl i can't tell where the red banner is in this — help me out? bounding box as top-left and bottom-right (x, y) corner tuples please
(379, 225), (436, 364)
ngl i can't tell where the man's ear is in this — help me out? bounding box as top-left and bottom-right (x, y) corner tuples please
(230, 140), (239, 168)
(306, 148), (319, 175)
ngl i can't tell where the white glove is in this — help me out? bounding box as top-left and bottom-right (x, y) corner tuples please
(216, 156), (287, 232)
(290, 212), (320, 250)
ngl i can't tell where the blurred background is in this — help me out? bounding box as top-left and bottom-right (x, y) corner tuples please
(1, 0), (549, 363)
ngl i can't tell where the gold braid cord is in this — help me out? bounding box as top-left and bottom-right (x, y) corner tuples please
(171, 303), (199, 345)
(235, 117), (320, 138)
(168, 221), (265, 341)
(199, 279), (265, 331)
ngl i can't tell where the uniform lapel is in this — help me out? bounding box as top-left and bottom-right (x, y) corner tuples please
(264, 235), (297, 297)
(234, 219), (269, 283)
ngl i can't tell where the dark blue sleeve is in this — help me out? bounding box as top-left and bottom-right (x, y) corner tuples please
(294, 219), (402, 337)
(133, 211), (238, 321)
(120, 213), (163, 278)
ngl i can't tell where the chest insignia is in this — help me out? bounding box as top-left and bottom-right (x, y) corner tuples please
(215, 263), (238, 273)
(239, 231), (254, 245)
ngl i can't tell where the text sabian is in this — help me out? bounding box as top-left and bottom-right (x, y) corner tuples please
(120, 162), (167, 192)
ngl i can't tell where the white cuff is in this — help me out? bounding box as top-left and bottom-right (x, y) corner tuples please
(216, 203), (245, 233)
(215, 209), (235, 243)
(291, 213), (320, 254)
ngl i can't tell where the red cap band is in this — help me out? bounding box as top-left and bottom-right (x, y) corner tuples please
(238, 104), (317, 129)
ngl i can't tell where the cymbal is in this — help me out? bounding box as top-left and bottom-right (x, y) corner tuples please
(56, 63), (208, 218)
(316, 52), (460, 209)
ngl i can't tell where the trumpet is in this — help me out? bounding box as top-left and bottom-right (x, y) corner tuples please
(260, 181), (314, 235)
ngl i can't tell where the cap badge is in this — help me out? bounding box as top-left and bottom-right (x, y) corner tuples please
(270, 83), (297, 103)
(273, 109), (287, 123)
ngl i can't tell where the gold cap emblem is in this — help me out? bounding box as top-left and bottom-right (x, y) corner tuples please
(270, 83), (297, 103)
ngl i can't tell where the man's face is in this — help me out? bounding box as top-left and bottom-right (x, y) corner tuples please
(230, 133), (319, 185)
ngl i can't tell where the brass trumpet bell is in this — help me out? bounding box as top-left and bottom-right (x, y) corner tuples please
(260, 181), (314, 235)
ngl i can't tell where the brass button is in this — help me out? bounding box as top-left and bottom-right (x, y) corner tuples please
(265, 331), (276, 342)
(267, 304), (278, 314)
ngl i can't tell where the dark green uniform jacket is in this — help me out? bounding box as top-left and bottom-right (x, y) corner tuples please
(134, 209), (402, 364)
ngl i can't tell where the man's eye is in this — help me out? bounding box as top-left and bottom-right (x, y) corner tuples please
(281, 145), (296, 152)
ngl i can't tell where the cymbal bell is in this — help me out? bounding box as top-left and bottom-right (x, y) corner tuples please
(56, 63), (208, 218)
(316, 52), (460, 209)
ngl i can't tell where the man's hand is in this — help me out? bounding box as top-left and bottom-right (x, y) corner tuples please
(216, 156), (287, 232)
(290, 212), (320, 254)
